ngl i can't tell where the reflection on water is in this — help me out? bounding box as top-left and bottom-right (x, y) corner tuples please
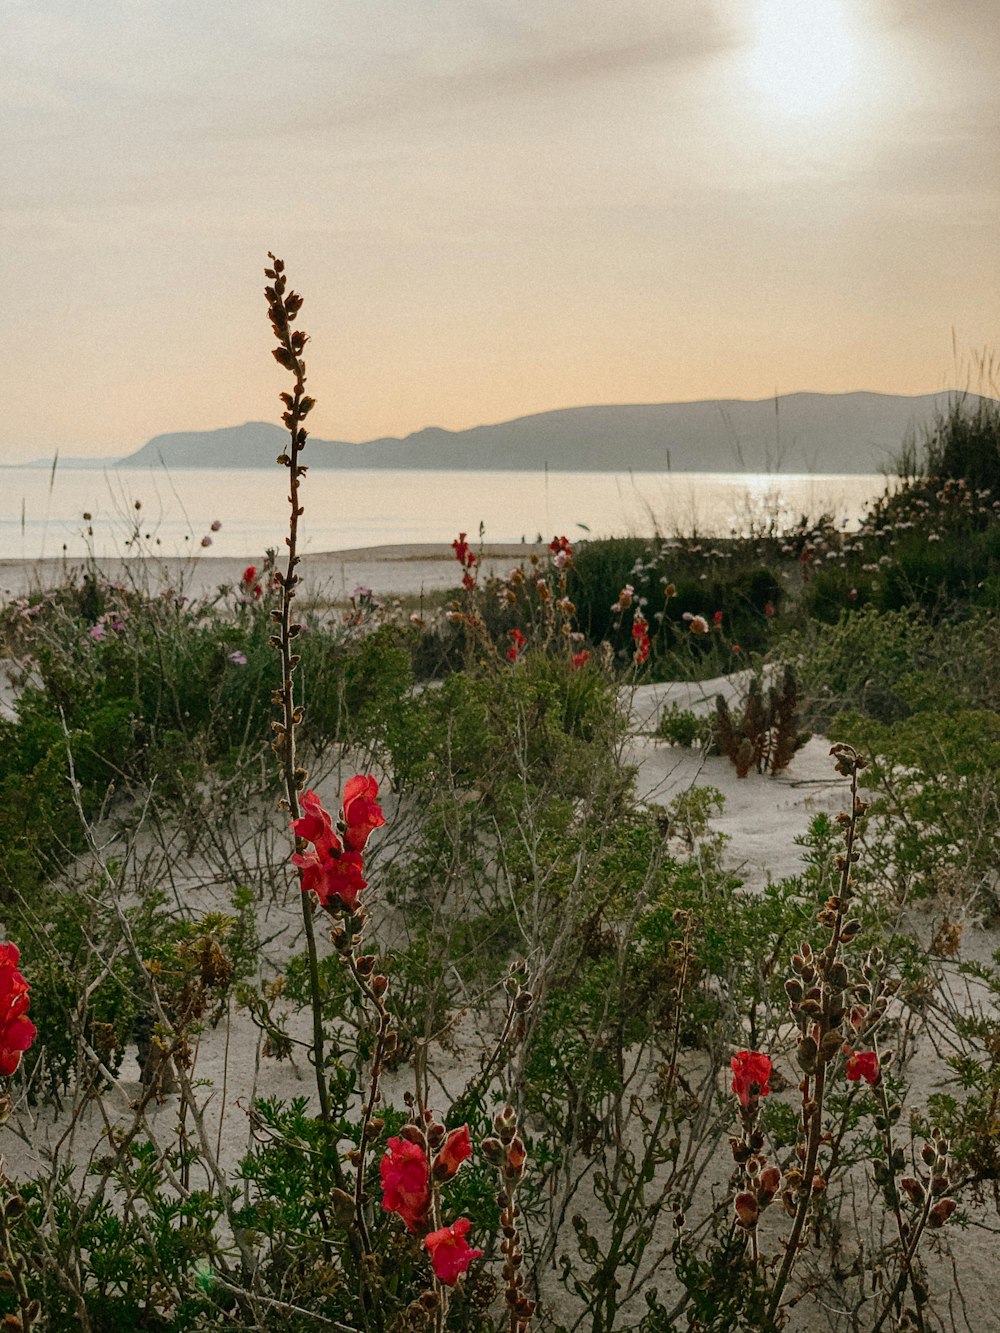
(0, 466), (890, 561)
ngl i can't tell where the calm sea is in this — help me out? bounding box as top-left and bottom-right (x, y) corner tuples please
(0, 466), (890, 561)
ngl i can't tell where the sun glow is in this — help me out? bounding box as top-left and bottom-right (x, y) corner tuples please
(746, 0), (860, 116)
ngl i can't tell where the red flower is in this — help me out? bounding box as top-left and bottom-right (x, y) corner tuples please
(424, 1217), (483, 1285)
(0, 942), (36, 1077)
(239, 564), (263, 599)
(292, 788), (336, 851)
(730, 1050), (772, 1107)
(381, 1137), (431, 1233)
(844, 1049), (880, 1087)
(506, 628), (526, 662)
(452, 533), (476, 569)
(632, 612), (650, 666)
(763, 601), (775, 619)
(342, 775), (385, 853)
(432, 1125), (472, 1181)
(712, 610), (724, 628)
(292, 845), (367, 912)
(291, 784), (381, 911)
(548, 535), (573, 556)
(731, 642), (742, 655)
(571, 650), (590, 670)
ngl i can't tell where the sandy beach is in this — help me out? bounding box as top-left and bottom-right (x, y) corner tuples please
(0, 541), (551, 605)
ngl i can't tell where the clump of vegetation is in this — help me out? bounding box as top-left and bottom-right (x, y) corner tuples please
(712, 665), (809, 777)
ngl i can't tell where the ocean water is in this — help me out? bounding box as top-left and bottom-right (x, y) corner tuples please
(0, 466), (890, 561)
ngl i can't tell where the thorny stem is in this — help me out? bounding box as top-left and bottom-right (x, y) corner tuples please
(765, 751), (863, 1327)
(263, 255), (333, 1127)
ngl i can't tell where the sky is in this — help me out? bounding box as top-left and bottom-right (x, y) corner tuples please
(2, 0), (998, 460)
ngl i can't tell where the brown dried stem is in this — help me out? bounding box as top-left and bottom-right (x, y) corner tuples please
(263, 254), (331, 1124)
(765, 744), (865, 1326)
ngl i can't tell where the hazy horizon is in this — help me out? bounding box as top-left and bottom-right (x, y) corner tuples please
(3, 1), (998, 463)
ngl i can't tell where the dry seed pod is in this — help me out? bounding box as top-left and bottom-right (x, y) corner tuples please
(734, 1191), (760, 1229)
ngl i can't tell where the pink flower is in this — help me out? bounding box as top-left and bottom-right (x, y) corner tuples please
(381, 1137), (431, 1233)
(844, 1049), (880, 1087)
(730, 1050), (772, 1107)
(688, 615), (709, 635)
(424, 1217), (483, 1285)
(0, 942), (37, 1077)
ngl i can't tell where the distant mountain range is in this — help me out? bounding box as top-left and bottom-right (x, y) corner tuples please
(19, 392), (993, 474)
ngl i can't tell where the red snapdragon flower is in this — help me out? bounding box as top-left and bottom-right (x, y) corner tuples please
(432, 1125), (472, 1181)
(424, 1217), (483, 1285)
(571, 650), (590, 670)
(292, 841), (367, 912)
(712, 609), (724, 628)
(0, 943), (37, 1077)
(291, 783), (383, 912)
(452, 534), (479, 591)
(292, 788), (335, 847)
(341, 775), (386, 853)
(452, 533), (473, 567)
(506, 627), (526, 662)
(844, 1049), (880, 1086)
(380, 1137), (431, 1233)
(632, 612), (650, 666)
(241, 565), (263, 599)
(730, 1050), (772, 1107)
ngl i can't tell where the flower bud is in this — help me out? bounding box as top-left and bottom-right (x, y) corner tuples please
(480, 1136), (505, 1166)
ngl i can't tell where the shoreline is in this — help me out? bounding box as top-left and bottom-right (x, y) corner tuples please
(0, 542), (551, 603)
